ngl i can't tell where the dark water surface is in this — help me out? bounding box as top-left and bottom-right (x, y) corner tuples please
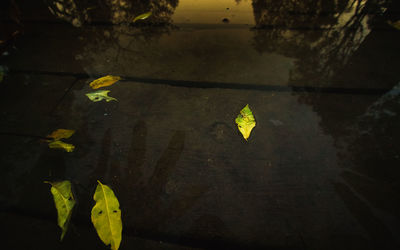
(1, 0), (400, 249)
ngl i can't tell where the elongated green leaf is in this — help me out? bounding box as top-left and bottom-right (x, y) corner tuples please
(48, 140), (75, 152)
(45, 180), (75, 241)
(235, 104), (256, 141)
(91, 180), (122, 250)
(133, 12), (152, 22)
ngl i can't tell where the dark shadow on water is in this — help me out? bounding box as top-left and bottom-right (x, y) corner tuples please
(340, 171), (400, 217)
(93, 127), (113, 183)
(333, 181), (400, 250)
(76, 121), (221, 248)
(19, 149), (67, 211)
(125, 120), (147, 185)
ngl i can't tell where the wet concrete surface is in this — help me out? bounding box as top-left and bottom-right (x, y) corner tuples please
(1, 0), (400, 249)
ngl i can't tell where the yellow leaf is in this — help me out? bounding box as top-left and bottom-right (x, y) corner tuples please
(46, 129), (75, 152)
(86, 90), (118, 102)
(47, 129), (75, 141)
(48, 140), (75, 152)
(388, 20), (400, 30)
(89, 75), (121, 89)
(91, 180), (122, 250)
(45, 180), (76, 241)
(235, 104), (256, 141)
(133, 12), (152, 23)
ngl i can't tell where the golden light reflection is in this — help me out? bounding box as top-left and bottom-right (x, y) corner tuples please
(172, 0), (254, 24)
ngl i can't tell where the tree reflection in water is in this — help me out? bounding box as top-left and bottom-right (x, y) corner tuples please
(45, 0), (179, 26)
(250, 0), (390, 83)
(44, 0), (180, 74)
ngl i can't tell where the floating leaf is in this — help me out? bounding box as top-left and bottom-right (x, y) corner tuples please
(48, 140), (75, 152)
(91, 180), (122, 250)
(89, 75), (121, 89)
(47, 129), (75, 141)
(45, 180), (76, 241)
(235, 104), (256, 141)
(388, 20), (400, 30)
(133, 12), (152, 22)
(86, 90), (118, 102)
(46, 129), (75, 152)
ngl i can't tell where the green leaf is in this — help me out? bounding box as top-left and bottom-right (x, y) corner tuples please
(235, 104), (256, 141)
(48, 140), (75, 152)
(133, 12), (152, 22)
(45, 180), (75, 241)
(91, 180), (122, 250)
(86, 90), (118, 102)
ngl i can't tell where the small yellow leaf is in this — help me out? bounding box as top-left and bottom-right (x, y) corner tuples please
(91, 180), (122, 250)
(47, 129), (75, 141)
(48, 140), (75, 152)
(133, 12), (152, 22)
(235, 104), (256, 141)
(86, 90), (118, 102)
(89, 75), (121, 89)
(45, 180), (76, 241)
(388, 20), (400, 30)
(46, 129), (75, 152)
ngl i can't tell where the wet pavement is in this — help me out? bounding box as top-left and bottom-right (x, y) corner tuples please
(1, 0), (400, 249)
